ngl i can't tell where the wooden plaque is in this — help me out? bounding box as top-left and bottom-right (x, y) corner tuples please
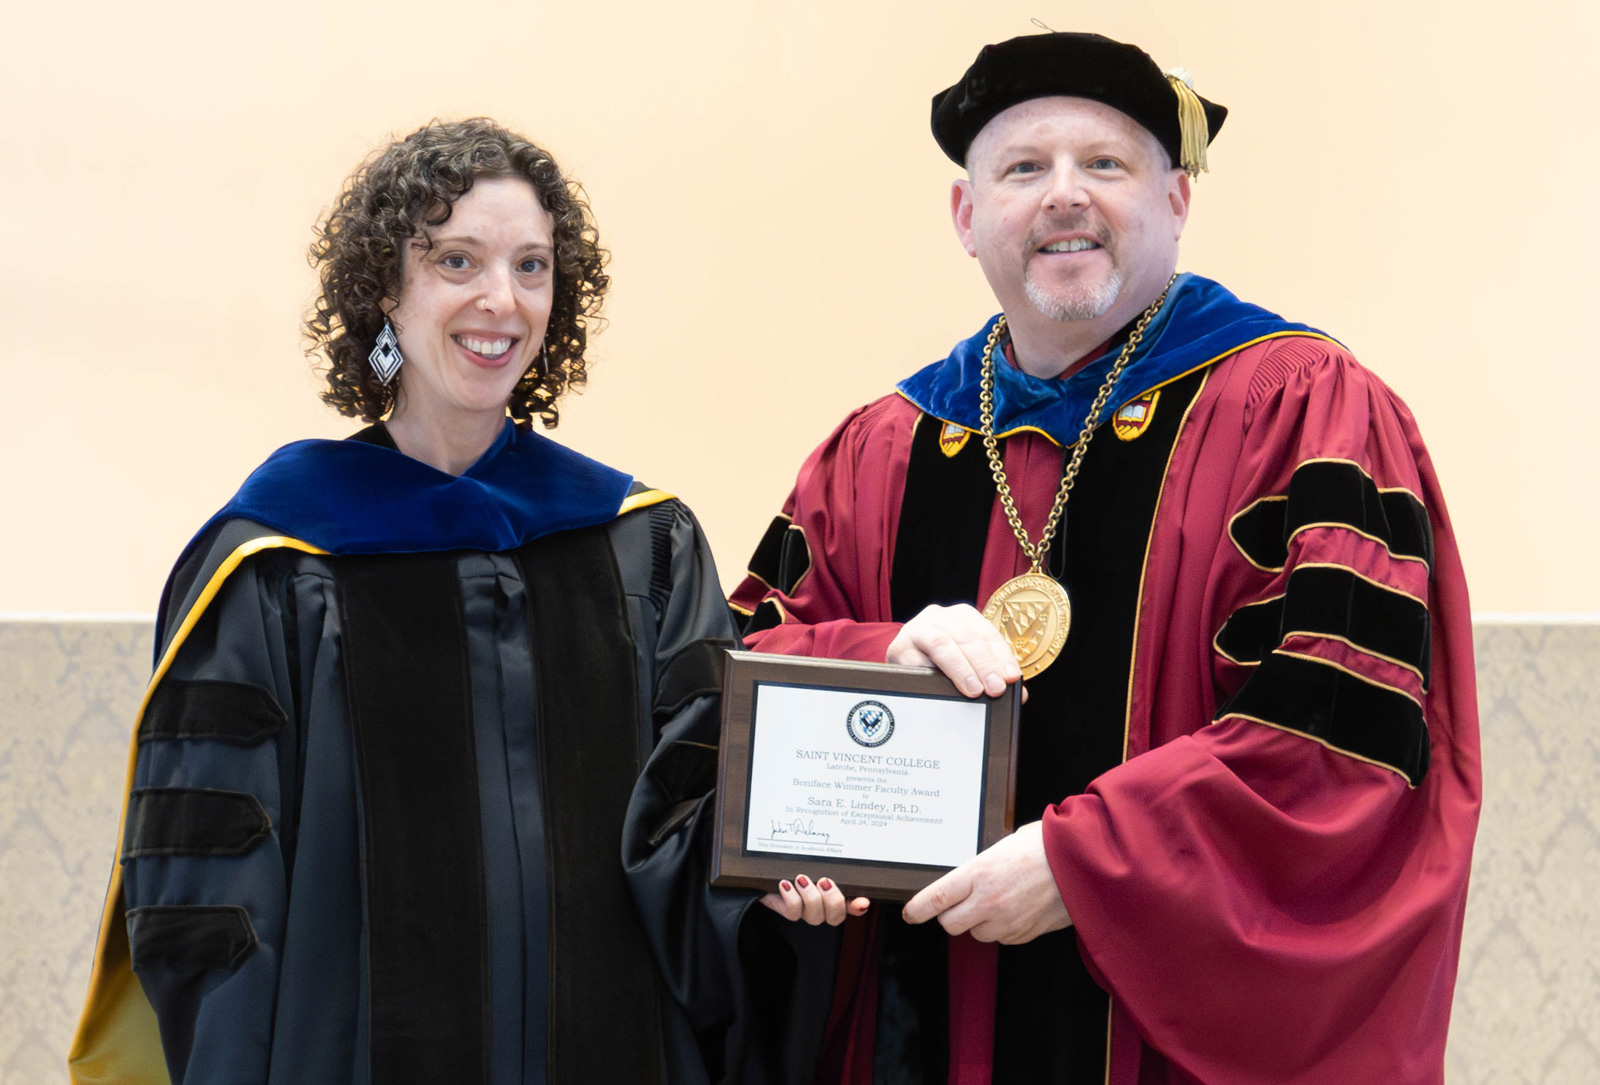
(712, 651), (1020, 901)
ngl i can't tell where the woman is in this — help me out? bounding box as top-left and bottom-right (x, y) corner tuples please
(69, 118), (842, 1085)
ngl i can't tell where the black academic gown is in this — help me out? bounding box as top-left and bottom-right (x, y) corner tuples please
(71, 423), (837, 1085)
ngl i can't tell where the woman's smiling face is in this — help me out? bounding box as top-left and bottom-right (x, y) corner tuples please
(386, 175), (556, 428)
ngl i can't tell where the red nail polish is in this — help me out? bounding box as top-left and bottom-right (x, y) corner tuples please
(779, 880), (793, 893)
(819, 878), (834, 891)
(796, 875), (810, 889)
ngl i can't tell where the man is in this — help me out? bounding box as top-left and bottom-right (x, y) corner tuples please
(731, 31), (1480, 1085)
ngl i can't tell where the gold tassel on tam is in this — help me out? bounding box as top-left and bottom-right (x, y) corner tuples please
(1164, 67), (1210, 178)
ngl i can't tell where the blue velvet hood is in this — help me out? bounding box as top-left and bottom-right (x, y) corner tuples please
(897, 273), (1332, 445)
(183, 418), (635, 560)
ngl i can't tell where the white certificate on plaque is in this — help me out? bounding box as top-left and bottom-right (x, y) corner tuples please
(744, 683), (988, 868)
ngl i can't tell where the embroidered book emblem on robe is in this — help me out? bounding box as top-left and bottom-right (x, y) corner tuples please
(1113, 390), (1160, 441)
(938, 422), (972, 457)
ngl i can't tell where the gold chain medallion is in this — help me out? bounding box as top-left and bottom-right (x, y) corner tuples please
(978, 275), (1178, 675)
(980, 573), (1072, 680)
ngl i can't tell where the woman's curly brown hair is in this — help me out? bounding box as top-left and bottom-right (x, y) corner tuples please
(306, 118), (609, 428)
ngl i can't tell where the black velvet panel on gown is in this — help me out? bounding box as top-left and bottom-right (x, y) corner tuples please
(885, 366), (1208, 1084)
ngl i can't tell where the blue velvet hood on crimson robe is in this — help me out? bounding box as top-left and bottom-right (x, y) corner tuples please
(896, 273), (1332, 445)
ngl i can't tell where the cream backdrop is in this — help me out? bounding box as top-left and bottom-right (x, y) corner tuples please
(5, 5), (1600, 1083)
(1, 0), (1596, 614)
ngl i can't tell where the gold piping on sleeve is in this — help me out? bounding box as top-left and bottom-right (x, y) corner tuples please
(1224, 495), (1288, 571)
(69, 534), (327, 1085)
(739, 510), (796, 588)
(1210, 590), (1284, 666)
(1289, 456), (1426, 499)
(773, 524), (814, 603)
(732, 585), (797, 626)
(1226, 458), (1431, 573)
(1280, 633), (1427, 683)
(1225, 457), (1425, 514)
(1269, 648), (1423, 707)
(1284, 524), (1430, 571)
(1211, 712), (1419, 788)
(1290, 560), (1427, 603)
(1229, 521), (1433, 574)
(1211, 561), (1428, 677)
(737, 584), (801, 626)
(1214, 622), (1428, 684)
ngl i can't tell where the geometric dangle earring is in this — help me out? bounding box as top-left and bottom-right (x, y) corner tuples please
(369, 320), (404, 385)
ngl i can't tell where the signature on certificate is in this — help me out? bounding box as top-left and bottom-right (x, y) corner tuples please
(768, 817), (832, 844)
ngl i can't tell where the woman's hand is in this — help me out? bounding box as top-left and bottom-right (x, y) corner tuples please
(759, 874), (870, 926)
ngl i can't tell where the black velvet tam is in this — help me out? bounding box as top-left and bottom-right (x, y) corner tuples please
(931, 31), (1227, 167)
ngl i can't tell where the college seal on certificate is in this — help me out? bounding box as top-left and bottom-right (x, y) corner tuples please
(845, 700), (895, 747)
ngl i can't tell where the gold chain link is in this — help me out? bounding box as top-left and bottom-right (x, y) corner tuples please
(978, 274), (1179, 573)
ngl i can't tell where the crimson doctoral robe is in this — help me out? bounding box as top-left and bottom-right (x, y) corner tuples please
(728, 274), (1479, 1085)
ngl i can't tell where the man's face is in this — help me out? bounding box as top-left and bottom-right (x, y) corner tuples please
(952, 96), (1190, 329)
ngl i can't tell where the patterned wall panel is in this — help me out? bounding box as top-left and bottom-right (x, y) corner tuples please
(1447, 625), (1600, 1085)
(2, 620), (1596, 1083)
(0, 622), (152, 1085)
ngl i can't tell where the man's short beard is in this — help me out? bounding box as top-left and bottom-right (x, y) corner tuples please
(1024, 266), (1123, 322)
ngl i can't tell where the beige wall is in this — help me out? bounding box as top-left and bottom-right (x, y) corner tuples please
(1, 0), (1596, 615)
